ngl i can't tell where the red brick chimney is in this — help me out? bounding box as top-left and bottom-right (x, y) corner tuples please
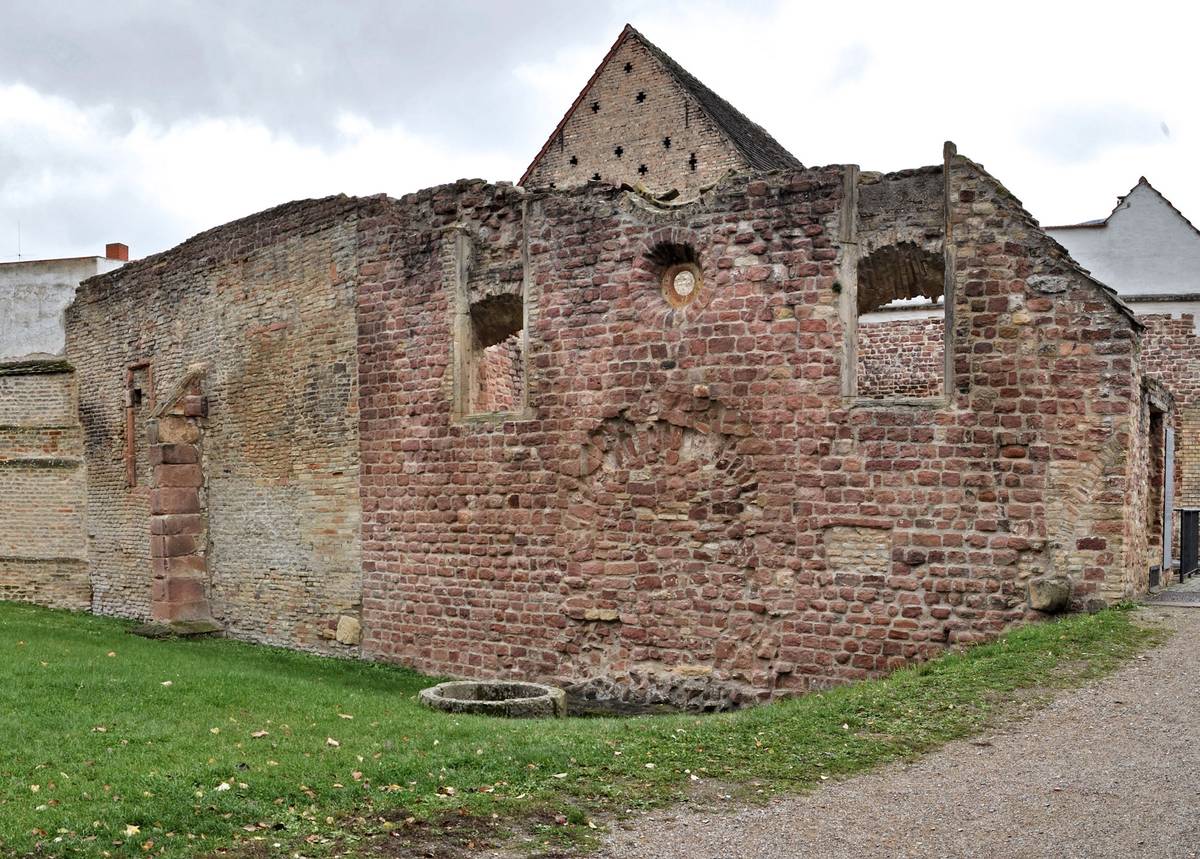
(105, 242), (129, 261)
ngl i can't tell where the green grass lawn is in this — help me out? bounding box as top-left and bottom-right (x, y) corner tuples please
(0, 601), (1163, 858)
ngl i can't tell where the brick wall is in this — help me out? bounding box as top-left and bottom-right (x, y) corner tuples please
(56, 152), (1156, 702)
(475, 337), (523, 413)
(0, 363), (89, 610)
(857, 316), (944, 398)
(1142, 315), (1199, 507)
(947, 151), (1146, 601)
(355, 156), (1150, 703)
(523, 37), (750, 195)
(66, 196), (370, 652)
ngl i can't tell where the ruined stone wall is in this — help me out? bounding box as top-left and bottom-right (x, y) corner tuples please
(947, 152), (1146, 601)
(0, 363), (89, 610)
(856, 168), (945, 260)
(852, 168), (947, 400)
(1142, 315), (1200, 508)
(66, 196), (369, 653)
(857, 317), (944, 398)
(356, 161), (1149, 703)
(523, 36), (749, 195)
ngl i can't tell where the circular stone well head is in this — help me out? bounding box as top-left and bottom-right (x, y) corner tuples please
(418, 680), (567, 718)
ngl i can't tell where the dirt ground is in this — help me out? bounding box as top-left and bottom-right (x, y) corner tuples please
(600, 606), (1200, 859)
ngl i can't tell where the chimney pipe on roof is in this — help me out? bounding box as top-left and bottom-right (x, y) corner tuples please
(105, 242), (129, 262)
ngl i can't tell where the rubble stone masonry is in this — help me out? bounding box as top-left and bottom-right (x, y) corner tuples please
(1142, 315), (1199, 508)
(57, 148), (1157, 703)
(354, 150), (1150, 704)
(858, 316), (944, 399)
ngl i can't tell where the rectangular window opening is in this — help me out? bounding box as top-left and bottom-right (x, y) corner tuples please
(854, 242), (946, 400)
(458, 292), (527, 419)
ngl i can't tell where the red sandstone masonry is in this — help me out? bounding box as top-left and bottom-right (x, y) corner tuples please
(353, 155), (1152, 703)
(147, 369), (217, 625)
(1141, 315), (1200, 546)
(858, 316), (944, 398)
(59, 149), (1158, 702)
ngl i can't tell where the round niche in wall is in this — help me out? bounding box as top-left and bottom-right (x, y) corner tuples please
(662, 262), (703, 308)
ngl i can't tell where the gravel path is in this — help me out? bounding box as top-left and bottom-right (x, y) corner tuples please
(601, 607), (1200, 859)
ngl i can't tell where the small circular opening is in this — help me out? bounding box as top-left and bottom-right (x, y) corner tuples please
(662, 262), (703, 308)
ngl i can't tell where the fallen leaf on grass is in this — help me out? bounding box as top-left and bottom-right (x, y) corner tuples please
(123, 824), (140, 837)
(338, 713), (354, 720)
(326, 738), (340, 748)
(251, 731), (269, 739)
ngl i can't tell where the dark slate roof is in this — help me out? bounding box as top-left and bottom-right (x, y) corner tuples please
(628, 26), (803, 173)
(520, 24), (802, 186)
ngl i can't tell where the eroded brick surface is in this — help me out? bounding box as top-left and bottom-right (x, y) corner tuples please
(858, 317), (944, 398)
(353, 154), (1153, 701)
(67, 197), (368, 651)
(0, 367), (89, 610)
(50, 143), (1165, 702)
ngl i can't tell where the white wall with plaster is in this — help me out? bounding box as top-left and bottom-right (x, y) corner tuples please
(1047, 181), (1200, 299)
(0, 256), (123, 360)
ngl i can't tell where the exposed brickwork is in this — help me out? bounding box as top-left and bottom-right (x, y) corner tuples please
(0, 369), (76, 426)
(857, 316), (944, 398)
(0, 558), (89, 609)
(947, 152), (1147, 602)
(51, 139), (1161, 702)
(0, 365), (89, 611)
(353, 154), (1153, 701)
(67, 196), (370, 652)
(476, 338), (523, 413)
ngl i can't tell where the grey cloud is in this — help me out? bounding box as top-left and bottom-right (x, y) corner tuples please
(0, 0), (618, 144)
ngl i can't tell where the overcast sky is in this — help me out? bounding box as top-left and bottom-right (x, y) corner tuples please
(1, 0), (1196, 261)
